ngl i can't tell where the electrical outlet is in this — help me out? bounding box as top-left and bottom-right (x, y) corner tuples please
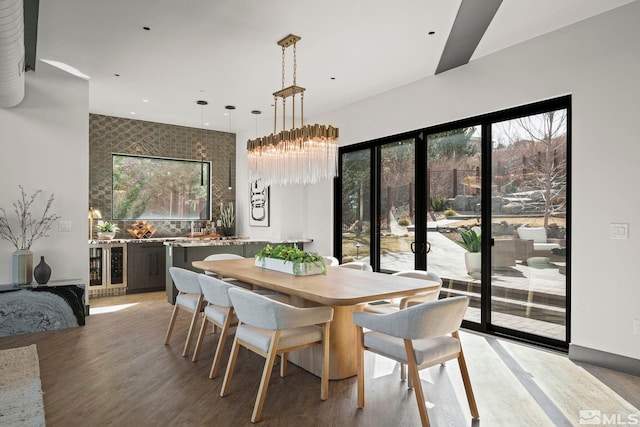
(634, 319), (640, 336)
(58, 221), (72, 232)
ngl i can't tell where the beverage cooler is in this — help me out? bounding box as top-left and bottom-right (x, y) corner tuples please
(89, 242), (127, 295)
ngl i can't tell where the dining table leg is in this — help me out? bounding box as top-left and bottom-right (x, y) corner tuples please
(286, 303), (364, 380)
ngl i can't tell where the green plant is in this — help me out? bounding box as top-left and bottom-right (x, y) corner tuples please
(96, 221), (119, 233)
(220, 202), (235, 229)
(444, 208), (457, 217)
(397, 217), (410, 226)
(458, 229), (481, 253)
(256, 244), (326, 275)
(430, 196), (445, 212)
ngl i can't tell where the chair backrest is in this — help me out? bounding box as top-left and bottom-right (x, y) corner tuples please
(204, 253), (244, 261)
(340, 261), (373, 272)
(391, 270), (443, 285)
(391, 270), (442, 309)
(228, 287), (333, 331)
(354, 296), (469, 340)
(323, 256), (340, 267)
(517, 226), (547, 243)
(169, 267), (202, 294)
(198, 274), (234, 308)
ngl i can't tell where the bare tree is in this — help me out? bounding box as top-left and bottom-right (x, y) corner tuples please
(499, 109), (567, 229)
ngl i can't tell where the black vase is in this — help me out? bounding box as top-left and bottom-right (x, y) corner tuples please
(34, 256), (52, 285)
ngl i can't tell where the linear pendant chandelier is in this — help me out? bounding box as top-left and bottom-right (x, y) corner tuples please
(247, 34), (339, 186)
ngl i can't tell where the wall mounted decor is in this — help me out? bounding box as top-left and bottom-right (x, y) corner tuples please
(249, 180), (269, 227)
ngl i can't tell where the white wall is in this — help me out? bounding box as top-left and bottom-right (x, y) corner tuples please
(0, 63), (89, 288)
(237, 2), (640, 360)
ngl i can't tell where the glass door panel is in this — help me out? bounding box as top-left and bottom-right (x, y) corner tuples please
(340, 150), (371, 264)
(490, 109), (568, 341)
(425, 127), (482, 324)
(379, 139), (415, 272)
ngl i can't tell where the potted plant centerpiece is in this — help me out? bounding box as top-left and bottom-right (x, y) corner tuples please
(255, 244), (326, 276)
(96, 222), (119, 240)
(458, 228), (481, 279)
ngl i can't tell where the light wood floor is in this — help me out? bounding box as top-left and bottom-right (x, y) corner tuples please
(0, 292), (638, 426)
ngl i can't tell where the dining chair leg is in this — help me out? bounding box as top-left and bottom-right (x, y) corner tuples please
(209, 312), (233, 379)
(164, 303), (180, 345)
(192, 316), (210, 362)
(251, 330), (281, 423)
(453, 332), (479, 419)
(321, 322), (330, 401)
(280, 353), (287, 377)
(356, 326), (365, 408)
(220, 334), (241, 398)
(182, 296), (203, 357)
(404, 340), (430, 427)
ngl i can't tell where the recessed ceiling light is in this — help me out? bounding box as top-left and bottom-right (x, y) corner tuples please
(224, 113), (229, 116)
(428, 31), (435, 35)
(330, 77), (336, 80)
(143, 26), (150, 31)
(142, 99), (149, 103)
(205, 122), (210, 126)
(130, 112), (136, 115)
(114, 73), (120, 77)
(225, 105), (236, 110)
(196, 100), (208, 106)
(251, 110), (262, 115)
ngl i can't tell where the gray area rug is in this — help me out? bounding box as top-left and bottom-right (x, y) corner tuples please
(0, 344), (46, 426)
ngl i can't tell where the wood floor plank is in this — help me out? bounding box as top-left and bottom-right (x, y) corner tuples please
(0, 292), (637, 426)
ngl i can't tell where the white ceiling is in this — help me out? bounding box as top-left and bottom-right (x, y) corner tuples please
(35, 0), (635, 135)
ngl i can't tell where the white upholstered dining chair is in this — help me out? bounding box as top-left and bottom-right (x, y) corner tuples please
(192, 274), (238, 378)
(164, 267), (205, 357)
(353, 296), (478, 427)
(339, 261), (373, 271)
(364, 270), (442, 315)
(323, 255), (340, 267)
(221, 287), (334, 423)
(202, 253), (252, 289)
(364, 270), (443, 388)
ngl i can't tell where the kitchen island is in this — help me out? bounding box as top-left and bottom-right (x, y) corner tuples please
(164, 238), (312, 303)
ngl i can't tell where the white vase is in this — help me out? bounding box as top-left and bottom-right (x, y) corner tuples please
(464, 251), (481, 278)
(97, 231), (116, 240)
(12, 249), (33, 285)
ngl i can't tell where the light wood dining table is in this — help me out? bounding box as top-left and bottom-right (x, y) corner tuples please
(192, 258), (440, 380)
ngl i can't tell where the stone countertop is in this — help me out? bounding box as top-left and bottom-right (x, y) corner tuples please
(88, 237), (313, 247)
(164, 238), (313, 247)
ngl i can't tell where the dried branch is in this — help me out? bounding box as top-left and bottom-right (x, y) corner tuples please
(0, 186), (61, 250)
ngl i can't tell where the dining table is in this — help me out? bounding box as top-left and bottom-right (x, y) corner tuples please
(191, 258), (441, 380)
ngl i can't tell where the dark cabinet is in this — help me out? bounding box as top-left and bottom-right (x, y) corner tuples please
(127, 242), (166, 293)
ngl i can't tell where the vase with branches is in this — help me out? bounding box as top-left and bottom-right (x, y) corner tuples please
(0, 186), (60, 284)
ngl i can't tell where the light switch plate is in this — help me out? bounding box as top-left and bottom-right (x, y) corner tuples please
(59, 221), (72, 232)
(609, 223), (629, 239)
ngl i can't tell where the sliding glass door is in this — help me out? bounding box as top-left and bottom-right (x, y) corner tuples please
(425, 126), (482, 325)
(489, 108), (568, 342)
(336, 96), (570, 350)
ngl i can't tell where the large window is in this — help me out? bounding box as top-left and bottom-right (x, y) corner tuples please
(335, 96), (571, 350)
(112, 154), (211, 220)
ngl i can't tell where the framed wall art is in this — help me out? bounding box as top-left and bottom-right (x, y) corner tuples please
(249, 179), (269, 227)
